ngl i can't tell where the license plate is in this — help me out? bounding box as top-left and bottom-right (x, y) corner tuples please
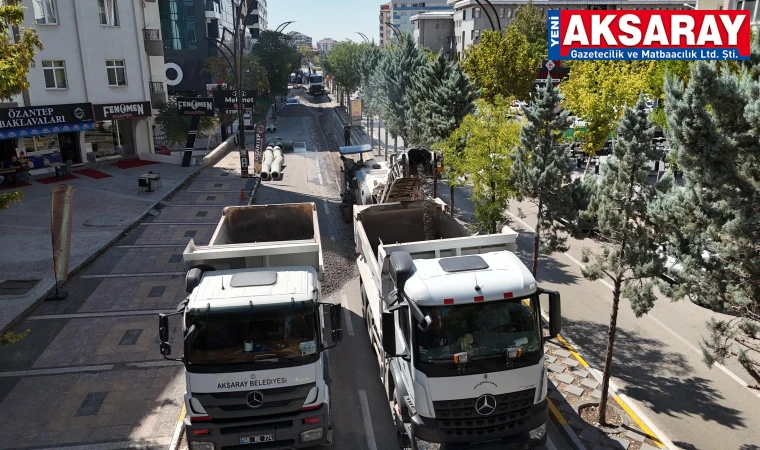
(240, 434), (274, 444)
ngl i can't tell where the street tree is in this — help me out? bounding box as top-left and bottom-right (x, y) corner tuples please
(461, 27), (536, 103)
(371, 36), (425, 146)
(511, 77), (575, 278)
(404, 52), (444, 147)
(560, 60), (653, 176)
(421, 54), (478, 147)
(0, 0), (43, 100)
(437, 127), (468, 215)
(457, 97), (521, 233)
(358, 44), (383, 145)
(511, 1), (548, 60)
(155, 97), (218, 149)
(299, 44), (313, 65)
(203, 53), (269, 92)
(326, 41), (363, 109)
(253, 30), (301, 96)
(655, 39), (760, 384)
(580, 95), (666, 425)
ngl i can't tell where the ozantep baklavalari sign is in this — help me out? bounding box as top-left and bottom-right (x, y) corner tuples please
(548, 10), (751, 61)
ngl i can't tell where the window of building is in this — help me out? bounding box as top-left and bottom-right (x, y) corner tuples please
(475, 7), (481, 18)
(42, 60), (67, 89)
(739, 0), (758, 21)
(470, 29), (474, 40)
(463, 9), (467, 20)
(106, 60), (127, 86)
(33, 0), (59, 25)
(160, 0), (197, 50)
(98, 0), (120, 26)
(507, 8), (512, 18)
(499, 8), (504, 18)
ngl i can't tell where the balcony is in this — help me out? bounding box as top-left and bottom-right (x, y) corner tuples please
(143, 29), (164, 56)
(205, 0), (222, 20)
(150, 81), (167, 107)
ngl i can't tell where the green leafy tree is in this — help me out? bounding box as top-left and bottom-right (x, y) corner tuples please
(580, 95), (666, 424)
(299, 44), (313, 65)
(155, 97), (217, 149)
(253, 30), (301, 96)
(457, 97), (521, 233)
(326, 41), (364, 107)
(645, 60), (690, 128)
(560, 61), (654, 176)
(203, 54), (269, 92)
(0, 0), (43, 100)
(371, 36), (425, 145)
(438, 128), (468, 215)
(461, 27), (536, 103)
(511, 1), (548, 60)
(511, 78), (575, 278)
(655, 36), (760, 384)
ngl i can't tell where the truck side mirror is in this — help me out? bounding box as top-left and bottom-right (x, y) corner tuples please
(330, 304), (344, 344)
(381, 312), (397, 356)
(389, 252), (414, 293)
(548, 291), (562, 338)
(159, 314), (170, 343)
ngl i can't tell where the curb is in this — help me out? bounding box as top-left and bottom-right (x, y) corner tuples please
(169, 404), (186, 450)
(548, 398), (588, 450)
(0, 165), (203, 335)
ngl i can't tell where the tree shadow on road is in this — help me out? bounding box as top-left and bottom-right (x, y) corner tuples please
(562, 317), (746, 434)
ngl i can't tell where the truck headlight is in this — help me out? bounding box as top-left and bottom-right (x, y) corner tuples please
(414, 438), (441, 450)
(301, 428), (324, 442)
(188, 442), (215, 450)
(529, 422), (547, 440)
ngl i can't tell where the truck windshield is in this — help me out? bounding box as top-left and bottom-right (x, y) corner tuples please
(187, 314), (318, 367)
(310, 76), (323, 83)
(416, 296), (541, 363)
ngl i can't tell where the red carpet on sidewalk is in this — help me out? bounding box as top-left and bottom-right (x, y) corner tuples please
(115, 159), (159, 169)
(35, 174), (79, 184)
(75, 168), (112, 179)
(0, 181), (31, 190)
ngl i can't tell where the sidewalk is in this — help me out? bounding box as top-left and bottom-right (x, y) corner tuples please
(0, 161), (201, 333)
(329, 94), (406, 158)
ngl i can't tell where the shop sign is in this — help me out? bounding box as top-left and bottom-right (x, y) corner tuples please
(177, 97), (215, 116)
(0, 103), (94, 130)
(93, 101), (152, 121)
(213, 90), (257, 108)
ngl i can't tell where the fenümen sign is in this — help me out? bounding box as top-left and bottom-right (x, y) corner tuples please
(177, 97), (215, 116)
(93, 101), (152, 121)
(213, 90), (257, 108)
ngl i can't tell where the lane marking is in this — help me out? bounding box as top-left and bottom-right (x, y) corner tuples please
(115, 244), (194, 248)
(547, 399), (587, 450)
(509, 210), (760, 400)
(35, 439), (172, 450)
(127, 360), (183, 368)
(138, 222), (217, 226)
(28, 310), (170, 320)
(0, 365), (114, 378)
(342, 293), (355, 337)
(80, 272), (185, 279)
(358, 390), (378, 450)
(169, 404), (186, 450)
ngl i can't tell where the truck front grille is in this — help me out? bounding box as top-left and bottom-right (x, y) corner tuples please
(433, 388), (535, 440)
(194, 383), (316, 420)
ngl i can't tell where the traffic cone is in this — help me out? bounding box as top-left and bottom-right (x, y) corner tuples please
(240, 188), (246, 201)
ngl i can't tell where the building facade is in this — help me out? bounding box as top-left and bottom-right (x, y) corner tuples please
(246, 0), (267, 43)
(391, 1), (453, 42)
(317, 38), (337, 53)
(447, 0), (697, 59)
(725, 0), (760, 26)
(288, 31), (313, 48)
(379, 2), (391, 46)
(1, 0), (167, 169)
(411, 12), (455, 58)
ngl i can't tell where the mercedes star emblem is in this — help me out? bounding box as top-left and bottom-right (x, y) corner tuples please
(475, 394), (497, 416)
(246, 391), (264, 409)
(250, 374), (257, 380)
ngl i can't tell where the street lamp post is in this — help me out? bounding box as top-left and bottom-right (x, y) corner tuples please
(384, 21), (402, 42)
(356, 32), (369, 43)
(683, 2), (697, 9)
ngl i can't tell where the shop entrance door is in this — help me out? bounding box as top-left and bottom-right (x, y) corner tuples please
(58, 132), (82, 164)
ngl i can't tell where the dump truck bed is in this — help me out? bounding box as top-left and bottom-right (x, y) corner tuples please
(184, 202), (324, 280)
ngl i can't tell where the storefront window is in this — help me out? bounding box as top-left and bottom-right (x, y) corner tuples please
(29, 135), (60, 153)
(85, 121), (122, 155)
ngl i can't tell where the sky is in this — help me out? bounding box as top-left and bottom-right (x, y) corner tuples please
(267, 0), (381, 45)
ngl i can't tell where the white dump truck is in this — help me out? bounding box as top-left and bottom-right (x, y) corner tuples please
(158, 202), (343, 450)
(355, 201), (561, 449)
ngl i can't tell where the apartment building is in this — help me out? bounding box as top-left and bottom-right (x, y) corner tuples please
(380, 2), (392, 46)
(246, 0), (267, 43)
(447, 0), (697, 59)
(391, 1), (453, 42)
(1, 0), (168, 168)
(724, 0), (760, 26)
(317, 38), (338, 53)
(411, 12), (456, 58)
(288, 31), (313, 48)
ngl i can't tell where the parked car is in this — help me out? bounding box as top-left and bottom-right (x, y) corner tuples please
(286, 97), (299, 105)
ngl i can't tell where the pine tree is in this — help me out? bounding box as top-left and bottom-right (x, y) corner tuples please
(405, 52), (448, 147)
(423, 57), (478, 146)
(656, 34), (760, 384)
(512, 77), (574, 278)
(581, 94), (666, 424)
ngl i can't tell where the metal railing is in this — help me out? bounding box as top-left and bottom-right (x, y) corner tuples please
(143, 28), (160, 41)
(150, 81), (164, 94)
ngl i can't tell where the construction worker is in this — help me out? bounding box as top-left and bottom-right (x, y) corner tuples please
(343, 123), (351, 147)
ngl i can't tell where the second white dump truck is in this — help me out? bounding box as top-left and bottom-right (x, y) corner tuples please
(158, 202), (343, 450)
(355, 201), (561, 449)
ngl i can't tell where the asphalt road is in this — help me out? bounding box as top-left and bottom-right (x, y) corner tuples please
(437, 183), (760, 450)
(0, 89), (574, 450)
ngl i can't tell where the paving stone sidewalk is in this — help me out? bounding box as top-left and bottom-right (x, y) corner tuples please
(544, 339), (662, 450)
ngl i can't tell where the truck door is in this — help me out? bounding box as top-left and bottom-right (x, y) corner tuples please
(395, 307), (414, 399)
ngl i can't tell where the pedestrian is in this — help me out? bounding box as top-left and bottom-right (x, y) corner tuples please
(10, 156), (24, 186)
(343, 123), (351, 147)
